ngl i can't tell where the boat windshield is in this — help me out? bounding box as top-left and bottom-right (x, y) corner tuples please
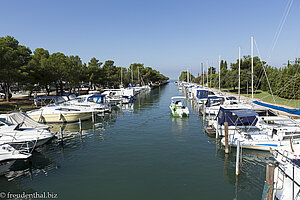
(0, 118), (13, 126)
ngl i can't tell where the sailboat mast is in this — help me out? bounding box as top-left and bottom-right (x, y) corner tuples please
(121, 67), (123, 86)
(206, 59), (209, 87)
(131, 65), (133, 84)
(219, 56), (221, 93)
(187, 67), (189, 83)
(138, 66), (140, 85)
(251, 36), (254, 102)
(210, 61), (212, 88)
(238, 47), (241, 102)
(190, 67), (192, 82)
(201, 63), (204, 86)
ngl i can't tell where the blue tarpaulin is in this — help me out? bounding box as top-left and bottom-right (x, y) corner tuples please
(253, 101), (300, 116)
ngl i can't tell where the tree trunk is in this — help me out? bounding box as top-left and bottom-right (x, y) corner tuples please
(45, 85), (50, 96)
(60, 82), (63, 95)
(4, 82), (10, 102)
(55, 84), (59, 95)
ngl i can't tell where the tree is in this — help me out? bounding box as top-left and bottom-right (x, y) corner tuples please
(67, 55), (84, 92)
(44, 52), (69, 95)
(87, 57), (103, 89)
(0, 36), (31, 101)
(179, 71), (195, 82)
(22, 48), (51, 95)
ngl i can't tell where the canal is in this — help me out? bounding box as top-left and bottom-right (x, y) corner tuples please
(0, 82), (273, 199)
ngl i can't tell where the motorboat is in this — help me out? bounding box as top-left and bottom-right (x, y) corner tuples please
(64, 94), (111, 113)
(221, 109), (300, 151)
(0, 144), (31, 175)
(0, 118), (55, 150)
(170, 96), (189, 117)
(0, 112), (49, 130)
(27, 96), (95, 123)
(211, 106), (258, 137)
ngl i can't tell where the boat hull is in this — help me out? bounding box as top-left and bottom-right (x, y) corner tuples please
(28, 112), (91, 123)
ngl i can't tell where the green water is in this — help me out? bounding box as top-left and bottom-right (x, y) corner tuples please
(0, 83), (274, 199)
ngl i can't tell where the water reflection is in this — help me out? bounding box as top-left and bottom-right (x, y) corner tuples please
(215, 141), (275, 199)
(171, 117), (190, 132)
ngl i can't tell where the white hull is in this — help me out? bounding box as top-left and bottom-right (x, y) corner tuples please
(28, 112), (91, 123)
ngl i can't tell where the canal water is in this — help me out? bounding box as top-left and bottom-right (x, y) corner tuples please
(0, 83), (274, 199)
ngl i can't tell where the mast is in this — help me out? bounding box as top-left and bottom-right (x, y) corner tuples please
(201, 63), (204, 86)
(206, 59), (209, 87)
(131, 65), (133, 84)
(238, 47), (241, 102)
(190, 67), (192, 83)
(121, 67), (123, 86)
(210, 61), (213, 88)
(251, 36), (254, 102)
(187, 67), (189, 83)
(138, 66), (140, 85)
(219, 56), (221, 93)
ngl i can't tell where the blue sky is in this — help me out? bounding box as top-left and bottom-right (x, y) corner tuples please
(1, 0), (300, 79)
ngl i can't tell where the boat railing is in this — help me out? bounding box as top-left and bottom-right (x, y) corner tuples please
(272, 148), (300, 198)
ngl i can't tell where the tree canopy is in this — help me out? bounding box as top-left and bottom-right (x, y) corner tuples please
(0, 35), (169, 101)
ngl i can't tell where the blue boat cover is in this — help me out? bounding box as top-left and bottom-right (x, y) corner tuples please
(217, 107), (258, 126)
(87, 94), (105, 103)
(196, 90), (208, 99)
(292, 159), (300, 168)
(253, 101), (300, 116)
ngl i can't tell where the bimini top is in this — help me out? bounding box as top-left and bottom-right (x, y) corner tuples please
(171, 96), (186, 100)
(216, 107), (258, 126)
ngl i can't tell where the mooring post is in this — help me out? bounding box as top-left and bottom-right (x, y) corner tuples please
(92, 111), (95, 123)
(60, 126), (63, 142)
(203, 104), (206, 118)
(216, 117), (219, 139)
(236, 140), (240, 176)
(266, 164), (275, 200)
(79, 118), (82, 134)
(224, 122), (229, 154)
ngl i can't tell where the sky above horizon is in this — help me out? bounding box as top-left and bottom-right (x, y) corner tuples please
(1, 0), (300, 79)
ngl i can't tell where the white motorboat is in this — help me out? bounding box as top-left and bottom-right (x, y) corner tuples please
(64, 94), (110, 113)
(222, 126), (300, 151)
(170, 96), (189, 117)
(0, 112), (49, 130)
(222, 109), (300, 151)
(212, 106), (258, 137)
(0, 144), (32, 175)
(0, 119), (55, 150)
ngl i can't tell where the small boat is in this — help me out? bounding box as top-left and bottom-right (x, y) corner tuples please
(0, 144), (32, 175)
(170, 96), (189, 117)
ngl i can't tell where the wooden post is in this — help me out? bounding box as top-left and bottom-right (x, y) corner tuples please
(224, 122), (229, 154)
(266, 164), (275, 200)
(60, 126), (63, 142)
(79, 118), (82, 134)
(236, 140), (240, 176)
